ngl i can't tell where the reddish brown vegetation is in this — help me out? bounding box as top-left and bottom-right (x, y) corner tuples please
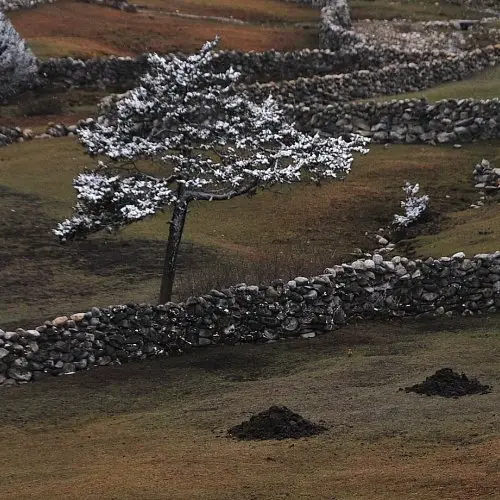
(138, 0), (319, 23)
(7, 1), (318, 58)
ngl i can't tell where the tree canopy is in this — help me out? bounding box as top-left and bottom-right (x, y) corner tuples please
(0, 11), (37, 102)
(55, 39), (369, 302)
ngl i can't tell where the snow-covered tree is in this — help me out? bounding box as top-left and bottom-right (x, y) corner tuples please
(55, 39), (370, 303)
(0, 11), (38, 102)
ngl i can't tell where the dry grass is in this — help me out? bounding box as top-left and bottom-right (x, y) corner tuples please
(350, 0), (481, 21)
(136, 0), (320, 23)
(7, 1), (318, 59)
(1, 316), (499, 499)
(0, 89), (108, 129)
(0, 138), (499, 327)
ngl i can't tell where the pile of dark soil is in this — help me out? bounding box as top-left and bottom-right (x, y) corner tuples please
(405, 368), (491, 398)
(228, 405), (327, 441)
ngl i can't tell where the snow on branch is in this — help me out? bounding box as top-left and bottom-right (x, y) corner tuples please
(54, 171), (177, 241)
(393, 182), (429, 229)
(57, 39), (370, 240)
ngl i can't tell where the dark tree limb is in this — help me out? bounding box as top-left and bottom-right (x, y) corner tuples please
(186, 182), (259, 202)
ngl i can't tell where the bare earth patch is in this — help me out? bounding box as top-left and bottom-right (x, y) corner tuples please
(228, 405), (327, 440)
(405, 367), (492, 398)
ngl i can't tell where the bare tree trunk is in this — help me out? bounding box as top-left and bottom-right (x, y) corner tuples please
(159, 195), (189, 304)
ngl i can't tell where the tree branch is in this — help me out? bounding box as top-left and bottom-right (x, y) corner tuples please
(186, 181), (259, 202)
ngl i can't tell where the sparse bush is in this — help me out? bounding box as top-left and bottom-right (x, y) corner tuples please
(175, 245), (338, 301)
(393, 181), (429, 229)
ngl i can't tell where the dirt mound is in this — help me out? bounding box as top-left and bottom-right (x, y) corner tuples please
(405, 368), (491, 398)
(228, 405), (327, 441)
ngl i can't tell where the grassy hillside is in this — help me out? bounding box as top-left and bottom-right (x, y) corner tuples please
(2, 316), (499, 499)
(7, 0), (484, 59)
(1, 138), (499, 327)
(2, 2), (500, 497)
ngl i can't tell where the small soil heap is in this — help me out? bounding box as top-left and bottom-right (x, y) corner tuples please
(405, 368), (491, 398)
(228, 405), (327, 440)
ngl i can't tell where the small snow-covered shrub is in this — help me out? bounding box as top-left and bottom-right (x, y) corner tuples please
(393, 182), (429, 228)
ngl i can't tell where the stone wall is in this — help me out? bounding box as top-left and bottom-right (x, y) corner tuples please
(75, 0), (137, 12)
(292, 97), (500, 144)
(2, 97), (500, 148)
(473, 159), (500, 192)
(37, 42), (500, 92)
(319, 0), (362, 50)
(0, 121), (84, 147)
(444, 0), (497, 7)
(1, 251), (500, 385)
(36, 47), (435, 89)
(243, 44), (500, 105)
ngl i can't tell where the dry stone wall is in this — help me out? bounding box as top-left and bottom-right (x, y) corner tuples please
(473, 159), (500, 192)
(243, 45), (500, 105)
(36, 47), (453, 89)
(2, 251), (500, 386)
(0, 121), (85, 147)
(292, 97), (500, 144)
(37, 43), (500, 94)
(444, 0), (497, 7)
(2, 97), (500, 148)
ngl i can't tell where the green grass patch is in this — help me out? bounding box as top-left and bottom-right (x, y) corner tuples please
(0, 139), (497, 257)
(351, 0), (482, 21)
(370, 66), (500, 103)
(412, 203), (500, 257)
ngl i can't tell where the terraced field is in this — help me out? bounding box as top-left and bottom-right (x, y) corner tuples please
(1, 1), (500, 498)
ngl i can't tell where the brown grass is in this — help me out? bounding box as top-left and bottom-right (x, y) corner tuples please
(136, 0), (320, 23)
(1, 316), (499, 499)
(0, 89), (108, 129)
(7, 1), (318, 58)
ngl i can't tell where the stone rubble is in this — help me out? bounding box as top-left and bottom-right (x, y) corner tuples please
(473, 158), (500, 192)
(471, 158), (500, 207)
(0, 121), (86, 147)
